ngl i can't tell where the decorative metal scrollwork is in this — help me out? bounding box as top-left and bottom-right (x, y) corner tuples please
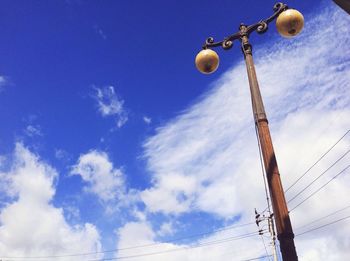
(273, 2), (287, 12)
(222, 39), (233, 50)
(205, 37), (214, 45)
(256, 21), (268, 34)
(202, 2), (289, 50)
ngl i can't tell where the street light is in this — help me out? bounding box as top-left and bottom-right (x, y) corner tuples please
(195, 3), (304, 261)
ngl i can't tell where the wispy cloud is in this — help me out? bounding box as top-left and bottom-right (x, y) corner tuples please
(143, 116), (152, 125)
(133, 4), (350, 260)
(94, 25), (107, 40)
(55, 148), (71, 161)
(24, 124), (43, 137)
(93, 85), (128, 128)
(22, 114), (43, 138)
(0, 76), (6, 86)
(0, 76), (8, 92)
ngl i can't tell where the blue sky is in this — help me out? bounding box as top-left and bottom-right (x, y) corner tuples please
(0, 1), (350, 260)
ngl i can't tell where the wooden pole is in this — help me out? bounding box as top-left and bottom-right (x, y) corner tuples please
(241, 30), (298, 261)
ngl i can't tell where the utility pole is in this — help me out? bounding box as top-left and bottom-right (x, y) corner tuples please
(243, 33), (297, 260)
(195, 3), (304, 260)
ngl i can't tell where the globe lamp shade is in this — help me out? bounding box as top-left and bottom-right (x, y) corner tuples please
(195, 49), (219, 74)
(276, 9), (304, 38)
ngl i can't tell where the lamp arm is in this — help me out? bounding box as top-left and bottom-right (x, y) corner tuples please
(202, 2), (288, 50)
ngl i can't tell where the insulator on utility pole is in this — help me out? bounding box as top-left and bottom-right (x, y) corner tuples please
(268, 215), (279, 261)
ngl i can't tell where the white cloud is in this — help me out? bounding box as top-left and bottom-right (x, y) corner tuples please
(70, 150), (141, 215)
(0, 76), (7, 90)
(24, 124), (43, 137)
(71, 150), (125, 203)
(55, 148), (71, 161)
(63, 204), (81, 222)
(93, 85), (128, 128)
(141, 174), (197, 215)
(115, 220), (270, 261)
(0, 143), (101, 260)
(94, 25), (107, 40)
(157, 221), (175, 237)
(118, 221), (156, 248)
(143, 116), (152, 125)
(137, 4), (350, 260)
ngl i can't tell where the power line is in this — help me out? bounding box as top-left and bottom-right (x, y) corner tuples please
(289, 164), (350, 212)
(287, 150), (350, 204)
(285, 129), (349, 193)
(89, 231), (267, 261)
(295, 204), (350, 231)
(113, 221), (255, 250)
(219, 245), (271, 260)
(233, 255), (273, 261)
(0, 222), (256, 260)
(295, 215), (350, 237)
(259, 131), (350, 215)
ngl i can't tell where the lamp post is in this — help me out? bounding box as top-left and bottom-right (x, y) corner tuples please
(195, 3), (304, 261)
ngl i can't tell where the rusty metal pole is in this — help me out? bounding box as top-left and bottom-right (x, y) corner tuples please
(240, 26), (298, 261)
(196, 4), (303, 259)
(333, 0), (350, 14)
